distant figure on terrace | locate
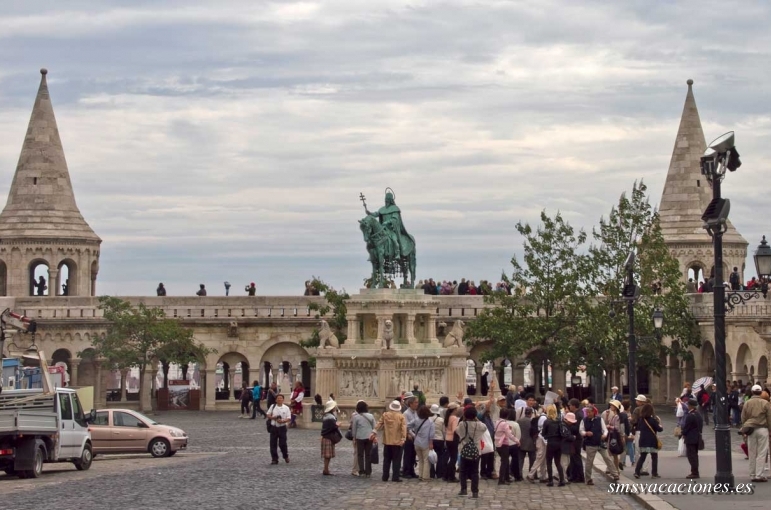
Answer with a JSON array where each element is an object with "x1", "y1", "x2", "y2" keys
[
  {"x1": 246, "y1": 282, "x2": 256, "y2": 296},
  {"x1": 196, "y1": 284, "x2": 207, "y2": 296},
  {"x1": 156, "y1": 283, "x2": 166, "y2": 296},
  {"x1": 33, "y1": 275, "x2": 47, "y2": 296},
  {"x1": 62, "y1": 280, "x2": 69, "y2": 296}
]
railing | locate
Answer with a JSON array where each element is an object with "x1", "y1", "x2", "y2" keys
[{"x1": 10, "y1": 295, "x2": 491, "y2": 322}]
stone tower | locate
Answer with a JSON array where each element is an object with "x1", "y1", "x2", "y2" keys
[
  {"x1": 658, "y1": 79, "x2": 747, "y2": 285},
  {"x1": 0, "y1": 69, "x2": 101, "y2": 297}
]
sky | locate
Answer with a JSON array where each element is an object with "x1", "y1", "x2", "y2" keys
[{"x1": 0, "y1": 1, "x2": 770, "y2": 297}]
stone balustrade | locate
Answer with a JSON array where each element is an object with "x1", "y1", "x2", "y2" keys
[
  {"x1": 687, "y1": 291, "x2": 771, "y2": 319},
  {"x1": 5, "y1": 294, "x2": 491, "y2": 323}
]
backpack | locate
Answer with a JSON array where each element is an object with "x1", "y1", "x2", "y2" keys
[
  {"x1": 460, "y1": 422, "x2": 480, "y2": 460},
  {"x1": 729, "y1": 271, "x2": 740, "y2": 285},
  {"x1": 559, "y1": 420, "x2": 574, "y2": 441}
]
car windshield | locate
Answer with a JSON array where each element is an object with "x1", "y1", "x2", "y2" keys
[{"x1": 131, "y1": 411, "x2": 159, "y2": 425}]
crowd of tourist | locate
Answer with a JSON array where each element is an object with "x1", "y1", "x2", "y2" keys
[
  {"x1": 417, "y1": 278, "x2": 512, "y2": 296},
  {"x1": 238, "y1": 377, "x2": 771, "y2": 493},
  {"x1": 687, "y1": 266, "x2": 769, "y2": 294}
]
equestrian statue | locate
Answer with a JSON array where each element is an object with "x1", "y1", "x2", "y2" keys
[{"x1": 359, "y1": 188, "x2": 416, "y2": 288}]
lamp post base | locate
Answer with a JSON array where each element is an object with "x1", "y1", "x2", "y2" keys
[{"x1": 714, "y1": 424, "x2": 735, "y2": 489}]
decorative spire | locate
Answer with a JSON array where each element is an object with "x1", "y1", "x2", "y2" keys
[
  {"x1": 658, "y1": 80, "x2": 746, "y2": 245},
  {"x1": 0, "y1": 69, "x2": 100, "y2": 241}
]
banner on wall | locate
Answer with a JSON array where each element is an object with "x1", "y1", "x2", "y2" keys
[{"x1": 168, "y1": 379, "x2": 191, "y2": 409}]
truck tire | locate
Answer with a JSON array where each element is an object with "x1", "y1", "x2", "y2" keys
[
  {"x1": 74, "y1": 443, "x2": 93, "y2": 471},
  {"x1": 149, "y1": 438, "x2": 170, "y2": 458},
  {"x1": 23, "y1": 445, "x2": 44, "y2": 479}
]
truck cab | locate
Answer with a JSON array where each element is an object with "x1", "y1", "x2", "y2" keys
[{"x1": 0, "y1": 387, "x2": 93, "y2": 478}]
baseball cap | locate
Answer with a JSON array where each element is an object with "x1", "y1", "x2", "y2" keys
[{"x1": 752, "y1": 384, "x2": 763, "y2": 392}]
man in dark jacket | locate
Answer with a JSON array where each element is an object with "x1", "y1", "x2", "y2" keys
[
  {"x1": 517, "y1": 407, "x2": 536, "y2": 476},
  {"x1": 681, "y1": 399, "x2": 703, "y2": 478}
]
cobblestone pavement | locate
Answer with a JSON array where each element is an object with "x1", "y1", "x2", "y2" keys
[{"x1": 0, "y1": 411, "x2": 645, "y2": 510}]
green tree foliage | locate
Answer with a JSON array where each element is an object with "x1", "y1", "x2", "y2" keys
[
  {"x1": 299, "y1": 277, "x2": 350, "y2": 348},
  {"x1": 81, "y1": 296, "x2": 214, "y2": 410},
  {"x1": 467, "y1": 211, "x2": 591, "y2": 369},
  {"x1": 467, "y1": 181, "x2": 700, "y2": 379},
  {"x1": 584, "y1": 181, "x2": 700, "y2": 376}
]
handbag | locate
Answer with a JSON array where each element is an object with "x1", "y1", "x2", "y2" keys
[
  {"x1": 370, "y1": 443, "x2": 379, "y2": 465},
  {"x1": 673, "y1": 425, "x2": 682, "y2": 438},
  {"x1": 480, "y1": 429, "x2": 494, "y2": 455},
  {"x1": 460, "y1": 423, "x2": 480, "y2": 460},
  {"x1": 697, "y1": 436, "x2": 705, "y2": 451},
  {"x1": 608, "y1": 429, "x2": 625, "y2": 455},
  {"x1": 644, "y1": 418, "x2": 662, "y2": 450},
  {"x1": 326, "y1": 428, "x2": 343, "y2": 444},
  {"x1": 428, "y1": 449, "x2": 438, "y2": 465}
]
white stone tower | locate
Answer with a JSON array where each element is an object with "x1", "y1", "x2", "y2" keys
[
  {"x1": 658, "y1": 79, "x2": 747, "y2": 284},
  {"x1": 0, "y1": 69, "x2": 101, "y2": 297}
]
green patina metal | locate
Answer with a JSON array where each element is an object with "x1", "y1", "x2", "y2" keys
[{"x1": 359, "y1": 188, "x2": 416, "y2": 289}]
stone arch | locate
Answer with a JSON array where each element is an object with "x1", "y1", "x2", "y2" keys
[
  {"x1": 57, "y1": 258, "x2": 78, "y2": 296},
  {"x1": 0, "y1": 259, "x2": 7, "y2": 296},
  {"x1": 258, "y1": 341, "x2": 310, "y2": 394},
  {"x1": 686, "y1": 260, "x2": 707, "y2": 285},
  {"x1": 28, "y1": 258, "x2": 51, "y2": 296},
  {"x1": 758, "y1": 356, "x2": 768, "y2": 385},
  {"x1": 735, "y1": 343, "x2": 752, "y2": 380},
  {"x1": 76, "y1": 348, "x2": 97, "y2": 388},
  {"x1": 700, "y1": 341, "x2": 715, "y2": 374},
  {"x1": 215, "y1": 352, "x2": 249, "y2": 400}
]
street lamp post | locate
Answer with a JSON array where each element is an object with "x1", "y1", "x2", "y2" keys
[{"x1": 699, "y1": 131, "x2": 742, "y2": 488}]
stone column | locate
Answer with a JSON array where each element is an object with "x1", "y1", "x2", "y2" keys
[
  {"x1": 119, "y1": 368, "x2": 128, "y2": 402},
  {"x1": 513, "y1": 364, "x2": 525, "y2": 388},
  {"x1": 315, "y1": 357, "x2": 338, "y2": 402},
  {"x1": 140, "y1": 367, "x2": 153, "y2": 411},
  {"x1": 94, "y1": 361, "x2": 104, "y2": 408},
  {"x1": 204, "y1": 369, "x2": 217, "y2": 411},
  {"x1": 346, "y1": 317, "x2": 359, "y2": 344},
  {"x1": 406, "y1": 314, "x2": 416, "y2": 345},
  {"x1": 427, "y1": 317, "x2": 438, "y2": 344},
  {"x1": 70, "y1": 358, "x2": 80, "y2": 387},
  {"x1": 228, "y1": 371, "x2": 235, "y2": 401},
  {"x1": 49, "y1": 268, "x2": 59, "y2": 296},
  {"x1": 666, "y1": 365, "x2": 680, "y2": 402},
  {"x1": 551, "y1": 368, "x2": 566, "y2": 393},
  {"x1": 649, "y1": 372, "x2": 663, "y2": 404},
  {"x1": 378, "y1": 359, "x2": 396, "y2": 402},
  {"x1": 447, "y1": 357, "x2": 467, "y2": 398}
]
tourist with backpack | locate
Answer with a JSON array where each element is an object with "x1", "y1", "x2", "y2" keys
[
  {"x1": 730, "y1": 267, "x2": 741, "y2": 290},
  {"x1": 541, "y1": 404, "x2": 566, "y2": 486},
  {"x1": 457, "y1": 406, "x2": 488, "y2": 498}
]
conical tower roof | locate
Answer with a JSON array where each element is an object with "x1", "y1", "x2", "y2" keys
[
  {"x1": 0, "y1": 69, "x2": 100, "y2": 242},
  {"x1": 658, "y1": 79, "x2": 746, "y2": 246}
]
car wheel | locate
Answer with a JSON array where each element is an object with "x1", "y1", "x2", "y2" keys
[
  {"x1": 74, "y1": 443, "x2": 93, "y2": 471},
  {"x1": 149, "y1": 438, "x2": 170, "y2": 458},
  {"x1": 24, "y1": 445, "x2": 44, "y2": 479}
]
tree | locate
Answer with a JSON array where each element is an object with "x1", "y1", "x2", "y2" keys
[
  {"x1": 299, "y1": 277, "x2": 350, "y2": 348},
  {"x1": 467, "y1": 211, "x2": 592, "y2": 371},
  {"x1": 82, "y1": 296, "x2": 214, "y2": 411},
  {"x1": 581, "y1": 180, "x2": 700, "y2": 378}
]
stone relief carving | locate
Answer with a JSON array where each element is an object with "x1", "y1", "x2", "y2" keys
[
  {"x1": 318, "y1": 319, "x2": 340, "y2": 349},
  {"x1": 338, "y1": 370, "x2": 378, "y2": 398},
  {"x1": 393, "y1": 369, "x2": 444, "y2": 395},
  {"x1": 442, "y1": 320, "x2": 465, "y2": 347},
  {"x1": 227, "y1": 321, "x2": 238, "y2": 338}
]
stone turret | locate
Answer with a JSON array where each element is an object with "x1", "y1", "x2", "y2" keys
[
  {"x1": 0, "y1": 69, "x2": 101, "y2": 297},
  {"x1": 658, "y1": 79, "x2": 747, "y2": 285}
]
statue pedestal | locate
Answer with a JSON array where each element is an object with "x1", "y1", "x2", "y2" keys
[{"x1": 313, "y1": 288, "x2": 469, "y2": 415}]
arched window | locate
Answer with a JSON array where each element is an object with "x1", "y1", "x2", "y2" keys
[{"x1": 29, "y1": 260, "x2": 50, "y2": 296}]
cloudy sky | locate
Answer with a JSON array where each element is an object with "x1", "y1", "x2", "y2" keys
[{"x1": 0, "y1": 1, "x2": 770, "y2": 296}]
